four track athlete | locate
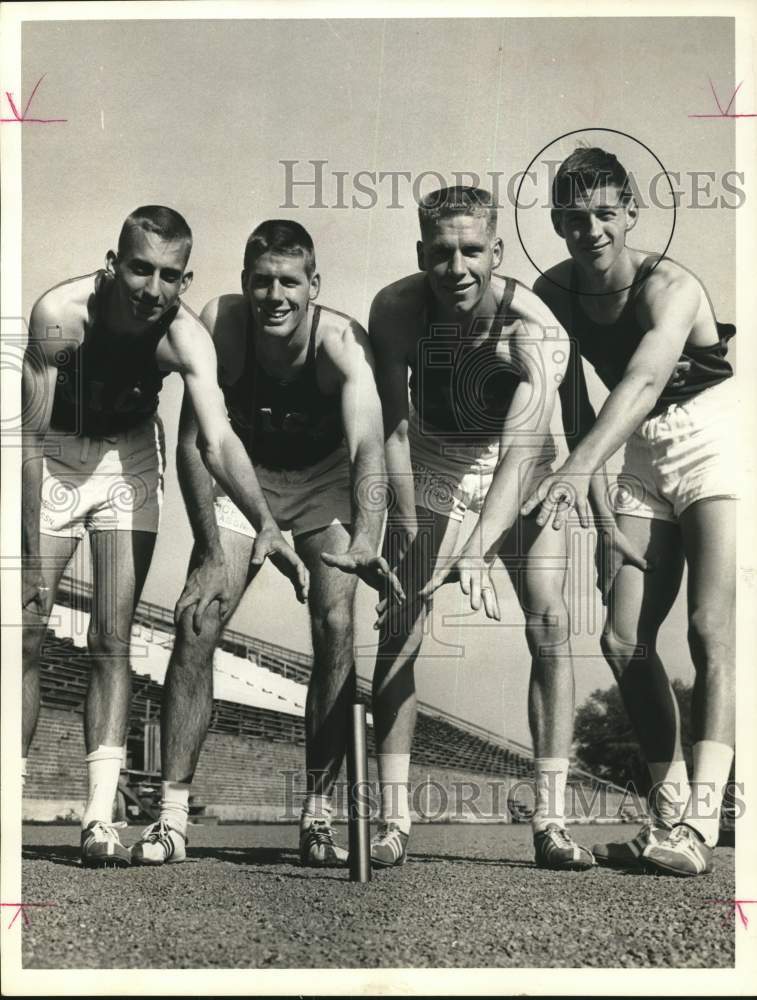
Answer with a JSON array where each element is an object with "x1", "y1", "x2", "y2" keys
[
  {"x1": 130, "y1": 220, "x2": 401, "y2": 868},
  {"x1": 22, "y1": 207, "x2": 307, "y2": 868},
  {"x1": 367, "y1": 187, "x2": 595, "y2": 871},
  {"x1": 526, "y1": 147, "x2": 736, "y2": 876}
]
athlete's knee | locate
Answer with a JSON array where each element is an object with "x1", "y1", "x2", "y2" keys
[
  {"x1": 524, "y1": 600, "x2": 569, "y2": 656},
  {"x1": 86, "y1": 627, "x2": 130, "y2": 664},
  {"x1": 310, "y1": 600, "x2": 354, "y2": 642},
  {"x1": 174, "y1": 604, "x2": 223, "y2": 657},
  {"x1": 688, "y1": 606, "x2": 733, "y2": 667}
]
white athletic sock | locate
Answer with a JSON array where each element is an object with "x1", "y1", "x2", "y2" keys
[
  {"x1": 81, "y1": 746, "x2": 124, "y2": 829},
  {"x1": 648, "y1": 760, "x2": 690, "y2": 827},
  {"x1": 377, "y1": 753, "x2": 411, "y2": 833},
  {"x1": 300, "y1": 793, "x2": 333, "y2": 829},
  {"x1": 682, "y1": 740, "x2": 735, "y2": 848},
  {"x1": 160, "y1": 781, "x2": 191, "y2": 837},
  {"x1": 21, "y1": 757, "x2": 27, "y2": 787},
  {"x1": 531, "y1": 757, "x2": 569, "y2": 834}
]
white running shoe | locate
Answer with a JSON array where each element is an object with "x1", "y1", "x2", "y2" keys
[{"x1": 130, "y1": 819, "x2": 187, "y2": 866}]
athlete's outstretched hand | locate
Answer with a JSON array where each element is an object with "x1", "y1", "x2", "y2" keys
[
  {"x1": 321, "y1": 545, "x2": 405, "y2": 601},
  {"x1": 595, "y1": 528, "x2": 652, "y2": 605},
  {"x1": 521, "y1": 464, "x2": 591, "y2": 530},
  {"x1": 419, "y1": 549, "x2": 501, "y2": 621},
  {"x1": 250, "y1": 525, "x2": 309, "y2": 604},
  {"x1": 175, "y1": 551, "x2": 230, "y2": 634}
]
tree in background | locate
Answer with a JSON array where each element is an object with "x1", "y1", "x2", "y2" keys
[{"x1": 573, "y1": 679, "x2": 693, "y2": 792}]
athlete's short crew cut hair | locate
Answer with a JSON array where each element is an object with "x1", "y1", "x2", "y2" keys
[
  {"x1": 417, "y1": 186, "x2": 497, "y2": 237},
  {"x1": 243, "y1": 220, "x2": 317, "y2": 277},
  {"x1": 117, "y1": 206, "x2": 193, "y2": 262},
  {"x1": 551, "y1": 147, "x2": 632, "y2": 212}
]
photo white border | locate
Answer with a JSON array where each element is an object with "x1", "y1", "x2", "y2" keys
[{"x1": 1, "y1": 0, "x2": 756, "y2": 995}]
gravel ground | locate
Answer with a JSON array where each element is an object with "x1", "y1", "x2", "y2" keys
[{"x1": 20, "y1": 823, "x2": 734, "y2": 969}]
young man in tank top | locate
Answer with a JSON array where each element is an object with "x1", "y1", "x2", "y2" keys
[
  {"x1": 131, "y1": 220, "x2": 401, "y2": 868},
  {"x1": 368, "y1": 186, "x2": 595, "y2": 871},
  {"x1": 22, "y1": 206, "x2": 308, "y2": 868},
  {"x1": 524, "y1": 147, "x2": 737, "y2": 876}
]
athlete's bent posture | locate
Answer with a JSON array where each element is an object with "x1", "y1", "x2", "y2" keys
[
  {"x1": 131, "y1": 220, "x2": 400, "y2": 867},
  {"x1": 527, "y1": 147, "x2": 736, "y2": 876},
  {"x1": 22, "y1": 207, "x2": 307, "y2": 868},
  {"x1": 369, "y1": 187, "x2": 594, "y2": 871}
]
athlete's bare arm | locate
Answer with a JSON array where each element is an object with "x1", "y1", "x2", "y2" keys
[
  {"x1": 21, "y1": 286, "x2": 86, "y2": 612},
  {"x1": 160, "y1": 303, "x2": 309, "y2": 607},
  {"x1": 523, "y1": 260, "x2": 701, "y2": 530},
  {"x1": 318, "y1": 315, "x2": 404, "y2": 599},
  {"x1": 368, "y1": 277, "x2": 422, "y2": 565},
  {"x1": 421, "y1": 283, "x2": 569, "y2": 618},
  {"x1": 533, "y1": 270, "x2": 649, "y2": 599}
]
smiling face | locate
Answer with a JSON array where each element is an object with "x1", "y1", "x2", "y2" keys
[
  {"x1": 243, "y1": 250, "x2": 319, "y2": 339},
  {"x1": 107, "y1": 229, "x2": 192, "y2": 327},
  {"x1": 555, "y1": 183, "x2": 637, "y2": 276},
  {"x1": 417, "y1": 213, "x2": 503, "y2": 315}
]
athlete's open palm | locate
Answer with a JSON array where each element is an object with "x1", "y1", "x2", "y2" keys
[
  {"x1": 595, "y1": 528, "x2": 652, "y2": 605},
  {"x1": 251, "y1": 527, "x2": 309, "y2": 604},
  {"x1": 521, "y1": 467, "x2": 591, "y2": 530},
  {"x1": 321, "y1": 546, "x2": 405, "y2": 601},
  {"x1": 420, "y1": 549, "x2": 501, "y2": 621}
]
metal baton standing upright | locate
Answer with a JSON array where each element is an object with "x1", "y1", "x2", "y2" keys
[{"x1": 347, "y1": 702, "x2": 371, "y2": 882}]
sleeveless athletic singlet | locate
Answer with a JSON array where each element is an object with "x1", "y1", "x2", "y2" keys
[
  {"x1": 50, "y1": 270, "x2": 174, "y2": 437},
  {"x1": 408, "y1": 276, "x2": 525, "y2": 437},
  {"x1": 568, "y1": 259, "x2": 734, "y2": 418},
  {"x1": 222, "y1": 304, "x2": 343, "y2": 471}
]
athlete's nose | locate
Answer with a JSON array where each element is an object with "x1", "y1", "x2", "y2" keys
[
  {"x1": 449, "y1": 249, "x2": 467, "y2": 277},
  {"x1": 587, "y1": 214, "x2": 604, "y2": 241},
  {"x1": 267, "y1": 278, "x2": 284, "y2": 302},
  {"x1": 145, "y1": 270, "x2": 161, "y2": 299}
]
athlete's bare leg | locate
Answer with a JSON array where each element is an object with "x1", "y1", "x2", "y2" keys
[
  {"x1": 161, "y1": 528, "x2": 254, "y2": 783},
  {"x1": 293, "y1": 523, "x2": 360, "y2": 799},
  {"x1": 85, "y1": 529, "x2": 156, "y2": 752},
  {"x1": 371, "y1": 507, "x2": 462, "y2": 760},
  {"x1": 600, "y1": 515, "x2": 686, "y2": 766},
  {"x1": 658, "y1": 497, "x2": 734, "y2": 850},
  {"x1": 500, "y1": 516, "x2": 573, "y2": 760},
  {"x1": 679, "y1": 498, "x2": 735, "y2": 745},
  {"x1": 22, "y1": 533, "x2": 81, "y2": 755}
]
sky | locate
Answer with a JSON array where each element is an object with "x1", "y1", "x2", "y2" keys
[{"x1": 19, "y1": 15, "x2": 737, "y2": 745}]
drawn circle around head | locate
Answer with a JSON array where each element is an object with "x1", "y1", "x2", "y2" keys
[{"x1": 514, "y1": 127, "x2": 676, "y2": 297}]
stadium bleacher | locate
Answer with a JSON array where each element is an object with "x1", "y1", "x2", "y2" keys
[{"x1": 26, "y1": 577, "x2": 630, "y2": 823}]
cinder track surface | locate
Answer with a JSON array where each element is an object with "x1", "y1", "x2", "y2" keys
[{"x1": 20, "y1": 823, "x2": 734, "y2": 969}]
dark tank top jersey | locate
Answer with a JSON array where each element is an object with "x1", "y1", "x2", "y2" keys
[
  {"x1": 50, "y1": 270, "x2": 174, "y2": 437},
  {"x1": 568, "y1": 259, "x2": 734, "y2": 418},
  {"x1": 222, "y1": 305, "x2": 343, "y2": 471},
  {"x1": 409, "y1": 276, "x2": 525, "y2": 437}
]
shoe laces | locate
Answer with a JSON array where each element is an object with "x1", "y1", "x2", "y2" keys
[
  {"x1": 89, "y1": 820, "x2": 127, "y2": 842},
  {"x1": 141, "y1": 818, "x2": 175, "y2": 843},
  {"x1": 374, "y1": 822, "x2": 402, "y2": 844},
  {"x1": 306, "y1": 819, "x2": 336, "y2": 845},
  {"x1": 667, "y1": 824, "x2": 696, "y2": 846},
  {"x1": 548, "y1": 825, "x2": 573, "y2": 847}
]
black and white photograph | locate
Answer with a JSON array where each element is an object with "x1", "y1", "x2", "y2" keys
[{"x1": 1, "y1": 1, "x2": 756, "y2": 994}]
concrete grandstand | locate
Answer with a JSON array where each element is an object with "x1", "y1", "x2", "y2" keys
[{"x1": 24, "y1": 577, "x2": 637, "y2": 825}]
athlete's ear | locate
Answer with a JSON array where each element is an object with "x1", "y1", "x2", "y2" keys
[
  {"x1": 180, "y1": 270, "x2": 193, "y2": 295},
  {"x1": 624, "y1": 197, "x2": 639, "y2": 233},
  {"x1": 105, "y1": 250, "x2": 118, "y2": 277},
  {"x1": 551, "y1": 209, "x2": 565, "y2": 238},
  {"x1": 240, "y1": 270, "x2": 247, "y2": 295},
  {"x1": 416, "y1": 240, "x2": 426, "y2": 271},
  {"x1": 309, "y1": 271, "x2": 321, "y2": 301},
  {"x1": 491, "y1": 236, "x2": 504, "y2": 269}
]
